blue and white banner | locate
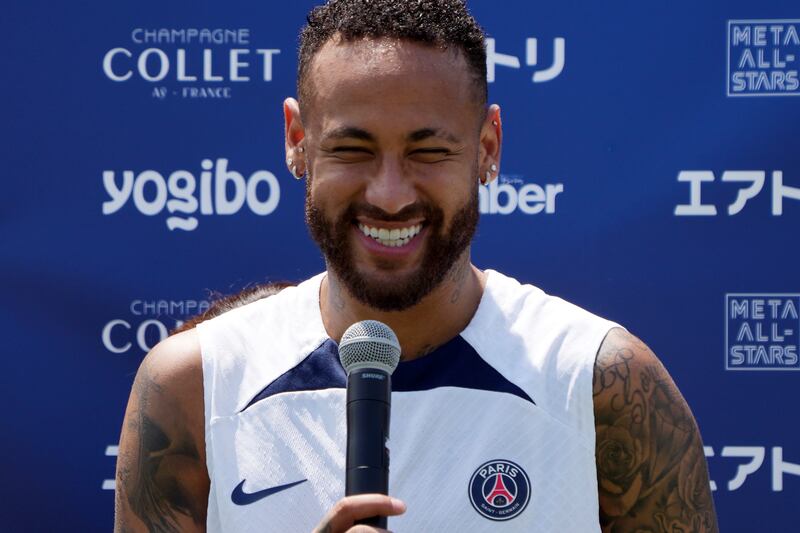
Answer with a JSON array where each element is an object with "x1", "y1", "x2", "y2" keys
[{"x1": 2, "y1": 0, "x2": 798, "y2": 530}]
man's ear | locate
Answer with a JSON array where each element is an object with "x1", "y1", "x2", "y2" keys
[
  {"x1": 284, "y1": 98, "x2": 306, "y2": 178},
  {"x1": 478, "y1": 104, "x2": 502, "y2": 184}
]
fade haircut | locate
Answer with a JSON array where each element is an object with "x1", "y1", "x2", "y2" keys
[{"x1": 297, "y1": 0, "x2": 487, "y2": 113}]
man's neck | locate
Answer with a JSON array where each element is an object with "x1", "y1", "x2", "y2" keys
[{"x1": 320, "y1": 257, "x2": 487, "y2": 361}]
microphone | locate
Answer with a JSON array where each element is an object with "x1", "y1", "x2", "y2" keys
[{"x1": 338, "y1": 320, "x2": 401, "y2": 528}]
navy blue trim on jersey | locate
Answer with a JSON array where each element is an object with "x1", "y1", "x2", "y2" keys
[
  {"x1": 392, "y1": 335, "x2": 535, "y2": 405},
  {"x1": 241, "y1": 339, "x2": 346, "y2": 412},
  {"x1": 242, "y1": 335, "x2": 534, "y2": 412}
]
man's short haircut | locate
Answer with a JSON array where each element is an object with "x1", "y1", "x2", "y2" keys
[{"x1": 297, "y1": 0, "x2": 487, "y2": 112}]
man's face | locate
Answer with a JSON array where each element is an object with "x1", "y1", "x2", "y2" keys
[{"x1": 300, "y1": 38, "x2": 486, "y2": 311}]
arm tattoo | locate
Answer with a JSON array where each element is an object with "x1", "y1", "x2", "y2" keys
[
  {"x1": 118, "y1": 364, "x2": 205, "y2": 532},
  {"x1": 593, "y1": 332, "x2": 719, "y2": 533}
]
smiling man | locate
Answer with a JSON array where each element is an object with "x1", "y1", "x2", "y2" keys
[{"x1": 114, "y1": 1, "x2": 718, "y2": 532}]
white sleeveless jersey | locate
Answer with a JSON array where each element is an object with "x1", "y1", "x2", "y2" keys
[{"x1": 197, "y1": 270, "x2": 618, "y2": 532}]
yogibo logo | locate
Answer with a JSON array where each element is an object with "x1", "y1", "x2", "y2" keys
[{"x1": 102, "y1": 158, "x2": 281, "y2": 230}]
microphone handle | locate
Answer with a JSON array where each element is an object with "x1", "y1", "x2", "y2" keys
[{"x1": 345, "y1": 368, "x2": 391, "y2": 528}]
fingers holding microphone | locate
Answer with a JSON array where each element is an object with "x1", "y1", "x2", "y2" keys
[{"x1": 313, "y1": 494, "x2": 406, "y2": 533}]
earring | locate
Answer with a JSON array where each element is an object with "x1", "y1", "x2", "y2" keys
[
  {"x1": 287, "y1": 158, "x2": 293, "y2": 166},
  {"x1": 298, "y1": 146, "x2": 305, "y2": 153},
  {"x1": 293, "y1": 166, "x2": 304, "y2": 180},
  {"x1": 492, "y1": 120, "x2": 498, "y2": 127},
  {"x1": 490, "y1": 163, "x2": 497, "y2": 173}
]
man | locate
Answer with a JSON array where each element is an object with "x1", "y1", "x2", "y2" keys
[{"x1": 115, "y1": 0, "x2": 719, "y2": 531}]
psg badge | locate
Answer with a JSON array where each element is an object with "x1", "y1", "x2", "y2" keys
[{"x1": 468, "y1": 459, "x2": 531, "y2": 521}]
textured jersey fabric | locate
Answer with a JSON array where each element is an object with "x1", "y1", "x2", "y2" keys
[{"x1": 197, "y1": 270, "x2": 618, "y2": 532}]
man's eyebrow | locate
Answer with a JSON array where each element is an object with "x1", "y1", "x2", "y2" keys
[
  {"x1": 323, "y1": 126, "x2": 374, "y2": 142},
  {"x1": 321, "y1": 126, "x2": 461, "y2": 144},
  {"x1": 407, "y1": 128, "x2": 461, "y2": 144}
]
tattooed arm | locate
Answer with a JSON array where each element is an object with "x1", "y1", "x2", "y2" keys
[
  {"x1": 115, "y1": 329, "x2": 210, "y2": 532},
  {"x1": 593, "y1": 328, "x2": 718, "y2": 533}
]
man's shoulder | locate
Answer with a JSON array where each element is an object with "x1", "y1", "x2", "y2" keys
[
  {"x1": 131, "y1": 329, "x2": 205, "y2": 454},
  {"x1": 142, "y1": 328, "x2": 201, "y2": 376},
  {"x1": 141, "y1": 328, "x2": 204, "y2": 409},
  {"x1": 484, "y1": 269, "x2": 612, "y2": 321},
  {"x1": 463, "y1": 270, "x2": 619, "y2": 431},
  {"x1": 194, "y1": 274, "x2": 324, "y2": 367},
  {"x1": 197, "y1": 272, "x2": 324, "y2": 332},
  {"x1": 197, "y1": 274, "x2": 330, "y2": 417},
  {"x1": 477, "y1": 269, "x2": 618, "y2": 349},
  {"x1": 592, "y1": 328, "x2": 677, "y2": 406},
  {"x1": 594, "y1": 327, "x2": 660, "y2": 373}
]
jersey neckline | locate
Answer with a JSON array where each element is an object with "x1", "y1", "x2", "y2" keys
[{"x1": 307, "y1": 268, "x2": 500, "y2": 365}]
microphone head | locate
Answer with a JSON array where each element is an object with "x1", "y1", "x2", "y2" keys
[{"x1": 338, "y1": 320, "x2": 401, "y2": 375}]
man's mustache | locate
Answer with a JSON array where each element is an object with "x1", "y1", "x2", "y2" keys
[{"x1": 345, "y1": 202, "x2": 438, "y2": 223}]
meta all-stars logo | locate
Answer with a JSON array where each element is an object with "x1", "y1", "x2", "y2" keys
[
  {"x1": 727, "y1": 20, "x2": 800, "y2": 96},
  {"x1": 102, "y1": 28, "x2": 280, "y2": 99},
  {"x1": 726, "y1": 294, "x2": 800, "y2": 370},
  {"x1": 469, "y1": 459, "x2": 531, "y2": 521}
]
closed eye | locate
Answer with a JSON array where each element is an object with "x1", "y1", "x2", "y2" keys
[
  {"x1": 412, "y1": 148, "x2": 450, "y2": 154},
  {"x1": 410, "y1": 148, "x2": 456, "y2": 163},
  {"x1": 331, "y1": 146, "x2": 372, "y2": 153},
  {"x1": 324, "y1": 146, "x2": 374, "y2": 162}
]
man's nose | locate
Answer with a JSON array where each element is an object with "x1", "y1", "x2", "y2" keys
[{"x1": 363, "y1": 157, "x2": 417, "y2": 215}]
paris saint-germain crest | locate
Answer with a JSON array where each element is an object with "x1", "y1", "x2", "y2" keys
[{"x1": 468, "y1": 459, "x2": 531, "y2": 521}]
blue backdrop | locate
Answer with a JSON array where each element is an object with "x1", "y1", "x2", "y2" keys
[{"x1": 2, "y1": 0, "x2": 798, "y2": 530}]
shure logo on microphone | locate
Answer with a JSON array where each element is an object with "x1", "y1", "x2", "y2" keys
[
  {"x1": 361, "y1": 373, "x2": 386, "y2": 380},
  {"x1": 479, "y1": 176, "x2": 563, "y2": 215},
  {"x1": 102, "y1": 158, "x2": 281, "y2": 230}
]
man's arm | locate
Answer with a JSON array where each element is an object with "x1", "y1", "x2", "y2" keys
[
  {"x1": 593, "y1": 328, "x2": 719, "y2": 533},
  {"x1": 115, "y1": 329, "x2": 210, "y2": 532}
]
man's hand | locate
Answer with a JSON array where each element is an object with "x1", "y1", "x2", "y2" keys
[
  {"x1": 593, "y1": 328, "x2": 719, "y2": 533},
  {"x1": 313, "y1": 494, "x2": 406, "y2": 533}
]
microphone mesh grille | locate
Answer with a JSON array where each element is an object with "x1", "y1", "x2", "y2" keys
[{"x1": 338, "y1": 320, "x2": 401, "y2": 375}]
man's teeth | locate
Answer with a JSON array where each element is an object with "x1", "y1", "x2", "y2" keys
[{"x1": 357, "y1": 223, "x2": 423, "y2": 247}]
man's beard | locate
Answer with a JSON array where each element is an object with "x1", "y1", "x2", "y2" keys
[{"x1": 305, "y1": 179, "x2": 479, "y2": 312}]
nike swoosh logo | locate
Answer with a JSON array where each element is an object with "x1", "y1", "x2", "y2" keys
[{"x1": 231, "y1": 478, "x2": 308, "y2": 506}]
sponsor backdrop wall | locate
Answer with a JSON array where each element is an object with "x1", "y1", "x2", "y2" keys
[{"x1": 2, "y1": 0, "x2": 798, "y2": 530}]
